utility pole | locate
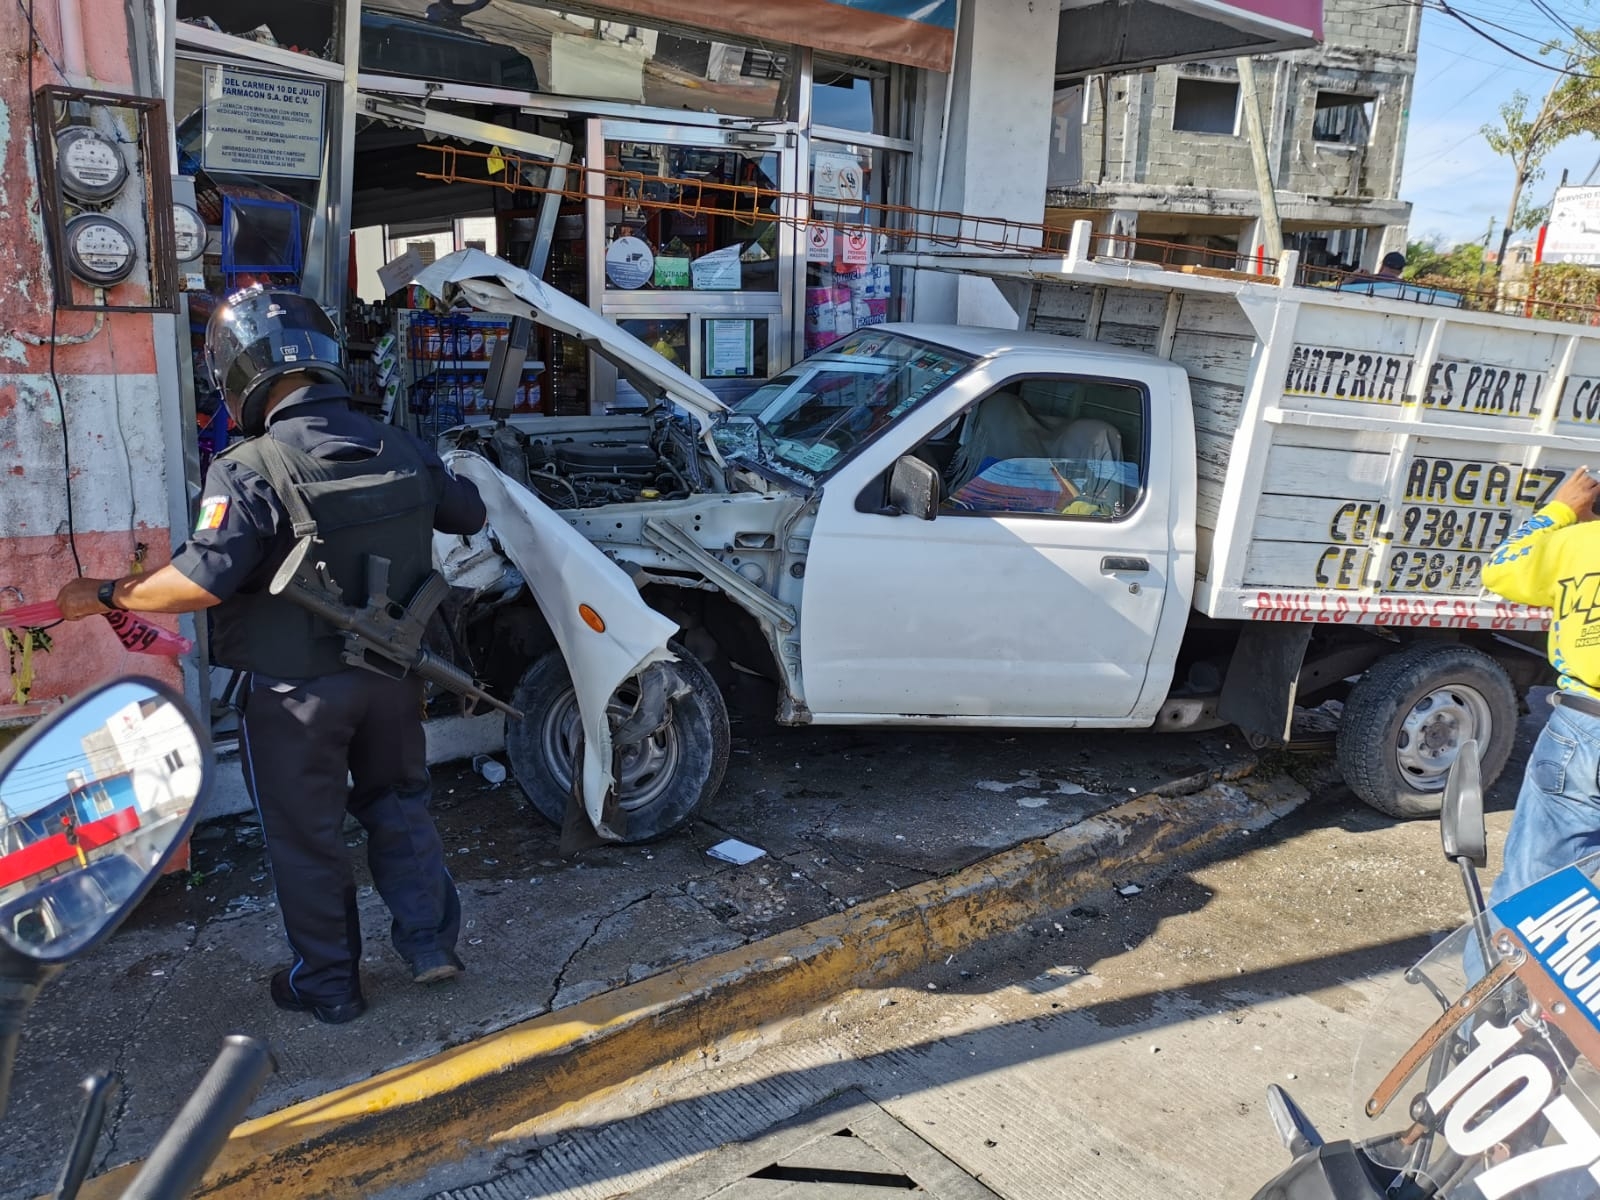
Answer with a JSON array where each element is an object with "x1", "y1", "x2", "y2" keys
[
  {"x1": 1478, "y1": 215, "x2": 1496, "y2": 286},
  {"x1": 1237, "y1": 56, "x2": 1283, "y2": 262}
]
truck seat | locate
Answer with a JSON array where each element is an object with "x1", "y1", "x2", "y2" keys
[
  {"x1": 1050, "y1": 417, "x2": 1126, "y2": 511},
  {"x1": 945, "y1": 389, "x2": 1052, "y2": 490}
]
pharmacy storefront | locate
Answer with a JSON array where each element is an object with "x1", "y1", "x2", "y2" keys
[
  {"x1": 165, "y1": 0, "x2": 950, "y2": 447},
  {"x1": 162, "y1": 0, "x2": 1322, "y2": 442}
]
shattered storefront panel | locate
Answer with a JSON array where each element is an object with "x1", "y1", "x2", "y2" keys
[{"x1": 1058, "y1": 0, "x2": 1321, "y2": 77}]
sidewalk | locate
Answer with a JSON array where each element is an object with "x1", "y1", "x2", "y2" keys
[{"x1": 3, "y1": 695, "x2": 1268, "y2": 1200}]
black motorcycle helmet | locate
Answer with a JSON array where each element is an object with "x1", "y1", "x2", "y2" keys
[{"x1": 204, "y1": 287, "x2": 349, "y2": 436}]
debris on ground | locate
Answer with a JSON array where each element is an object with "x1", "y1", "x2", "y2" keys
[{"x1": 707, "y1": 838, "x2": 766, "y2": 865}]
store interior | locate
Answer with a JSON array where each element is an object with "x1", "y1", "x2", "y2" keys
[{"x1": 173, "y1": 1, "x2": 904, "y2": 474}]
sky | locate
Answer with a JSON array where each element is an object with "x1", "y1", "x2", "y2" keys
[
  {"x1": 0, "y1": 685, "x2": 149, "y2": 819},
  {"x1": 1402, "y1": 0, "x2": 1600, "y2": 247}
]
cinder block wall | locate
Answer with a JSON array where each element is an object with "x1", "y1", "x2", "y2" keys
[{"x1": 1068, "y1": 0, "x2": 1416, "y2": 204}]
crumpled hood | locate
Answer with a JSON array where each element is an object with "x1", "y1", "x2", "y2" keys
[
  {"x1": 413, "y1": 249, "x2": 727, "y2": 432},
  {"x1": 441, "y1": 452, "x2": 680, "y2": 840}
]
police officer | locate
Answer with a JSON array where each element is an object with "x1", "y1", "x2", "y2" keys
[{"x1": 57, "y1": 288, "x2": 487, "y2": 1024}]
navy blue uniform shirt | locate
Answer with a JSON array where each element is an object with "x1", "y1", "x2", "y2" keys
[{"x1": 171, "y1": 383, "x2": 486, "y2": 600}]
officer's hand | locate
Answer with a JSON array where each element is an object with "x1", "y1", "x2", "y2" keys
[
  {"x1": 56, "y1": 578, "x2": 108, "y2": 620},
  {"x1": 1554, "y1": 466, "x2": 1600, "y2": 522}
]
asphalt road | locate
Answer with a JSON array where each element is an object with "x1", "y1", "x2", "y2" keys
[{"x1": 393, "y1": 702, "x2": 1540, "y2": 1200}]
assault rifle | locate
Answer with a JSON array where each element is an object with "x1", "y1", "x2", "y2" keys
[{"x1": 269, "y1": 535, "x2": 521, "y2": 720}]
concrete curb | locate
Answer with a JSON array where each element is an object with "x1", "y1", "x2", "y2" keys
[{"x1": 79, "y1": 764, "x2": 1306, "y2": 1200}]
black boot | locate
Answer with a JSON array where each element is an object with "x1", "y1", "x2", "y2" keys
[{"x1": 270, "y1": 968, "x2": 366, "y2": 1024}]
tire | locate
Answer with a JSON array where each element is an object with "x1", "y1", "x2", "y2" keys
[
  {"x1": 505, "y1": 645, "x2": 729, "y2": 842},
  {"x1": 1336, "y1": 643, "x2": 1518, "y2": 819}
]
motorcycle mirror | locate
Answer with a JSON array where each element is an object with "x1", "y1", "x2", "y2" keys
[
  {"x1": 0, "y1": 677, "x2": 209, "y2": 1116},
  {"x1": 1440, "y1": 738, "x2": 1487, "y2": 868},
  {"x1": 1265, "y1": 1083, "x2": 1322, "y2": 1157},
  {"x1": 0, "y1": 677, "x2": 208, "y2": 964}
]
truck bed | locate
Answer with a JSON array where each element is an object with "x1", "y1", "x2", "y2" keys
[{"x1": 894, "y1": 237, "x2": 1600, "y2": 633}]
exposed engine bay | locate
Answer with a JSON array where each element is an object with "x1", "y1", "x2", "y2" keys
[{"x1": 440, "y1": 411, "x2": 725, "y2": 510}]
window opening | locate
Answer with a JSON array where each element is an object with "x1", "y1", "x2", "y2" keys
[
  {"x1": 926, "y1": 377, "x2": 1148, "y2": 520},
  {"x1": 1312, "y1": 92, "x2": 1374, "y2": 145},
  {"x1": 1172, "y1": 78, "x2": 1239, "y2": 135}
]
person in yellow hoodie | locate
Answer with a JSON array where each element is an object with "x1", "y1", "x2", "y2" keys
[{"x1": 1481, "y1": 465, "x2": 1600, "y2": 905}]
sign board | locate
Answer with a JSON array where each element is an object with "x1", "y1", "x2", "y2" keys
[
  {"x1": 705, "y1": 320, "x2": 755, "y2": 378},
  {"x1": 1540, "y1": 185, "x2": 1600, "y2": 266},
  {"x1": 605, "y1": 236, "x2": 655, "y2": 289},
  {"x1": 378, "y1": 247, "x2": 425, "y2": 299},
  {"x1": 690, "y1": 245, "x2": 742, "y2": 291},
  {"x1": 201, "y1": 66, "x2": 326, "y2": 180},
  {"x1": 813, "y1": 151, "x2": 864, "y2": 216},
  {"x1": 1048, "y1": 86, "x2": 1085, "y2": 188},
  {"x1": 586, "y1": 0, "x2": 956, "y2": 71},
  {"x1": 805, "y1": 224, "x2": 835, "y2": 263}
]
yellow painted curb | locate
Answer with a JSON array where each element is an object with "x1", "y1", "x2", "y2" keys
[{"x1": 79, "y1": 768, "x2": 1303, "y2": 1200}]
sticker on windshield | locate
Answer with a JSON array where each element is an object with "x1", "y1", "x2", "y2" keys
[
  {"x1": 1494, "y1": 865, "x2": 1600, "y2": 1032},
  {"x1": 785, "y1": 443, "x2": 839, "y2": 473}
]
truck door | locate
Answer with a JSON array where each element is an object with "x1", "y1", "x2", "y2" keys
[{"x1": 799, "y1": 368, "x2": 1176, "y2": 721}]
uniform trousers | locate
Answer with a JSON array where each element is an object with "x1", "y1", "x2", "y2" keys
[{"x1": 240, "y1": 667, "x2": 460, "y2": 1004}]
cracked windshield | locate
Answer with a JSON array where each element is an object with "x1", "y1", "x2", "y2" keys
[{"x1": 713, "y1": 331, "x2": 973, "y2": 479}]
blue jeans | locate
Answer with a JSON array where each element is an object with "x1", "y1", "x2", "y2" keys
[{"x1": 1488, "y1": 703, "x2": 1600, "y2": 909}]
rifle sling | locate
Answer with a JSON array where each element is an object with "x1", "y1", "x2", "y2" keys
[{"x1": 253, "y1": 435, "x2": 321, "y2": 541}]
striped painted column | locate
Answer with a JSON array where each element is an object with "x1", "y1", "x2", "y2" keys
[{"x1": 0, "y1": 1, "x2": 184, "y2": 722}]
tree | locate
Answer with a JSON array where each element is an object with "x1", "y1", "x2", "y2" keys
[
  {"x1": 1403, "y1": 238, "x2": 1488, "y2": 290},
  {"x1": 1481, "y1": 35, "x2": 1600, "y2": 272}
]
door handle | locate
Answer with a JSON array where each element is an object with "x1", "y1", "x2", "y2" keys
[{"x1": 1101, "y1": 556, "x2": 1149, "y2": 574}]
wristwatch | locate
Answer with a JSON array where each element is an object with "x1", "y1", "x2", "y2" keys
[{"x1": 97, "y1": 579, "x2": 123, "y2": 611}]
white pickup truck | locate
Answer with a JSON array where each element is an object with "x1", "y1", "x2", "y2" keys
[{"x1": 415, "y1": 236, "x2": 1593, "y2": 841}]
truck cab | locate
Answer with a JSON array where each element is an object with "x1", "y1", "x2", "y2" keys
[{"x1": 782, "y1": 326, "x2": 1195, "y2": 727}]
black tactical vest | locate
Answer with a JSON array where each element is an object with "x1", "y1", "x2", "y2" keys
[{"x1": 209, "y1": 428, "x2": 436, "y2": 678}]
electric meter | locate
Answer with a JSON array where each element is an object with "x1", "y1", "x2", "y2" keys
[
  {"x1": 55, "y1": 126, "x2": 129, "y2": 204},
  {"x1": 172, "y1": 203, "x2": 208, "y2": 263},
  {"x1": 64, "y1": 213, "x2": 138, "y2": 286}
]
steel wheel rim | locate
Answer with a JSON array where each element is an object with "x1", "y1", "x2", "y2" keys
[
  {"x1": 1394, "y1": 684, "x2": 1491, "y2": 792},
  {"x1": 539, "y1": 685, "x2": 682, "y2": 812}
]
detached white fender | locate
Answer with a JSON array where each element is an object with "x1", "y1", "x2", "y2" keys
[{"x1": 442, "y1": 452, "x2": 680, "y2": 835}]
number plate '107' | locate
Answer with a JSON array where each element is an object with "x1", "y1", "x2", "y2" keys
[{"x1": 1426, "y1": 1020, "x2": 1600, "y2": 1199}]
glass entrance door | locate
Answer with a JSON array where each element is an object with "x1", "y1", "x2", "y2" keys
[{"x1": 586, "y1": 119, "x2": 798, "y2": 410}]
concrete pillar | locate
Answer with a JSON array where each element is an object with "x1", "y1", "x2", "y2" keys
[
  {"x1": 0, "y1": 0, "x2": 182, "y2": 721},
  {"x1": 911, "y1": 0, "x2": 1060, "y2": 329}
]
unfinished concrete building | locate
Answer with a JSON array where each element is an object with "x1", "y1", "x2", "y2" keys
[{"x1": 1046, "y1": 0, "x2": 1419, "y2": 272}]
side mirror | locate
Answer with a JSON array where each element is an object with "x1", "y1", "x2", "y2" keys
[
  {"x1": 1441, "y1": 739, "x2": 1487, "y2": 868},
  {"x1": 886, "y1": 455, "x2": 940, "y2": 521},
  {"x1": 0, "y1": 677, "x2": 208, "y2": 1114}
]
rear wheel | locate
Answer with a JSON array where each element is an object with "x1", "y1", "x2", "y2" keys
[
  {"x1": 1336, "y1": 643, "x2": 1517, "y2": 819},
  {"x1": 505, "y1": 646, "x2": 729, "y2": 842}
]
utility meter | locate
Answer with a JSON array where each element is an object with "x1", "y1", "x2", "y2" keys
[
  {"x1": 64, "y1": 213, "x2": 138, "y2": 286},
  {"x1": 54, "y1": 125, "x2": 129, "y2": 204},
  {"x1": 172, "y1": 203, "x2": 208, "y2": 263}
]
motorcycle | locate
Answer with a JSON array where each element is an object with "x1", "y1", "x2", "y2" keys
[
  {"x1": 1253, "y1": 739, "x2": 1600, "y2": 1199},
  {"x1": 0, "y1": 676, "x2": 271, "y2": 1199}
]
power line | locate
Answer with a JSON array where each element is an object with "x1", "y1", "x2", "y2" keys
[
  {"x1": 1434, "y1": 2, "x2": 1600, "y2": 81},
  {"x1": 1529, "y1": 0, "x2": 1600, "y2": 55},
  {"x1": 11, "y1": 0, "x2": 65, "y2": 79}
]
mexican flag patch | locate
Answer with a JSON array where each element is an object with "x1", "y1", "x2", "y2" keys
[{"x1": 195, "y1": 496, "x2": 230, "y2": 531}]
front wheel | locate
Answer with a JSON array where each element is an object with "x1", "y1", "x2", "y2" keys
[
  {"x1": 505, "y1": 646, "x2": 729, "y2": 842},
  {"x1": 1336, "y1": 643, "x2": 1518, "y2": 819}
]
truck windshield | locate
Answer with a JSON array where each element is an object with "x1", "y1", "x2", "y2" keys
[{"x1": 712, "y1": 331, "x2": 974, "y2": 480}]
